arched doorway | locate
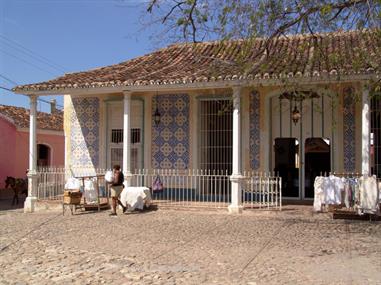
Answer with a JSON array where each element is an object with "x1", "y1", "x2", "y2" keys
[{"x1": 37, "y1": 144, "x2": 51, "y2": 167}]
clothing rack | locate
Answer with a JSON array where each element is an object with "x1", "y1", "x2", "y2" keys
[
  {"x1": 320, "y1": 172, "x2": 362, "y2": 178},
  {"x1": 314, "y1": 172, "x2": 380, "y2": 219}
]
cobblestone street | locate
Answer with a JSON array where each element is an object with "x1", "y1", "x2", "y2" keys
[{"x1": 0, "y1": 203, "x2": 380, "y2": 285}]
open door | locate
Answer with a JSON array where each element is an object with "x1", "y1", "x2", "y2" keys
[
  {"x1": 304, "y1": 138, "x2": 331, "y2": 198},
  {"x1": 274, "y1": 138, "x2": 299, "y2": 198}
]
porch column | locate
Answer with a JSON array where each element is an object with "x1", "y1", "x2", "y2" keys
[
  {"x1": 24, "y1": 95, "x2": 38, "y2": 213},
  {"x1": 228, "y1": 86, "x2": 243, "y2": 214},
  {"x1": 123, "y1": 91, "x2": 133, "y2": 186},
  {"x1": 362, "y1": 87, "x2": 371, "y2": 175}
]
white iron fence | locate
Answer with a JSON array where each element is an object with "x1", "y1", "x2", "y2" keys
[
  {"x1": 36, "y1": 167, "x2": 108, "y2": 200},
  {"x1": 241, "y1": 171, "x2": 282, "y2": 210},
  {"x1": 131, "y1": 169, "x2": 231, "y2": 208},
  {"x1": 35, "y1": 167, "x2": 281, "y2": 210}
]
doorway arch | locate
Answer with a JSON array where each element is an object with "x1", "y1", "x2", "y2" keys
[{"x1": 37, "y1": 144, "x2": 51, "y2": 167}]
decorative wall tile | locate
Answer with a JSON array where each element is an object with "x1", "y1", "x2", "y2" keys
[
  {"x1": 343, "y1": 90, "x2": 356, "y2": 172},
  {"x1": 152, "y1": 94, "x2": 189, "y2": 169},
  {"x1": 70, "y1": 97, "x2": 100, "y2": 168},
  {"x1": 250, "y1": 91, "x2": 261, "y2": 170}
]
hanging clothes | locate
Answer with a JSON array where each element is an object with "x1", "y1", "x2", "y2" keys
[
  {"x1": 324, "y1": 175, "x2": 344, "y2": 205},
  {"x1": 358, "y1": 175, "x2": 379, "y2": 214},
  {"x1": 313, "y1": 176, "x2": 325, "y2": 211}
]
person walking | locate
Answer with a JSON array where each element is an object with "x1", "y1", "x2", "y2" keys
[{"x1": 109, "y1": 165, "x2": 124, "y2": 216}]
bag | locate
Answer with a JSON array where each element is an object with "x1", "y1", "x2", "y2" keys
[
  {"x1": 105, "y1": 171, "x2": 113, "y2": 183},
  {"x1": 65, "y1": 178, "x2": 81, "y2": 190},
  {"x1": 152, "y1": 175, "x2": 163, "y2": 192}
]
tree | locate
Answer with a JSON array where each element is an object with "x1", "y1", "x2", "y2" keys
[
  {"x1": 147, "y1": 0, "x2": 380, "y2": 43},
  {"x1": 147, "y1": 0, "x2": 381, "y2": 93}
]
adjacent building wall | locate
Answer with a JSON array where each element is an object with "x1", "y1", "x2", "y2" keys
[
  {"x1": 15, "y1": 130, "x2": 65, "y2": 177},
  {"x1": 0, "y1": 115, "x2": 64, "y2": 188},
  {"x1": 0, "y1": 117, "x2": 16, "y2": 188}
]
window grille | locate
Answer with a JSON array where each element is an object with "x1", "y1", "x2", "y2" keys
[
  {"x1": 111, "y1": 128, "x2": 141, "y2": 144},
  {"x1": 199, "y1": 99, "x2": 232, "y2": 172},
  {"x1": 131, "y1": 128, "x2": 141, "y2": 144},
  {"x1": 110, "y1": 148, "x2": 123, "y2": 168},
  {"x1": 111, "y1": 129, "x2": 123, "y2": 143}
]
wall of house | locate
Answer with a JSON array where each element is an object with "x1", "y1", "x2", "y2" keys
[
  {"x1": 15, "y1": 130, "x2": 65, "y2": 177},
  {"x1": 63, "y1": 82, "x2": 363, "y2": 177},
  {"x1": 0, "y1": 117, "x2": 17, "y2": 188},
  {"x1": 64, "y1": 96, "x2": 100, "y2": 171},
  {"x1": 151, "y1": 94, "x2": 190, "y2": 169}
]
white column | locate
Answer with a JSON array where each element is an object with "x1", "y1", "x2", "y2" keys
[
  {"x1": 228, "y1": 86, "x2": 243, "y2": 214},
  {"x1": 123, "y1": 91, "x2": 133, "y2": 186},
  {"x1": 24, "y1": 95, "x2": 38, "y2": 213},
  {"x1": 362, "y1": 87, "x2": 370, "y2": 175}
]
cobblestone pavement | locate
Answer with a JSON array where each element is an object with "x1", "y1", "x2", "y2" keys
[{"x1": 0, "y1": 203, "x2": 380, "y2": 285}]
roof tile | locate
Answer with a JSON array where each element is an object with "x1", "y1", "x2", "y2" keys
[
  {"x1": 0, "y1": 105, "x2": 63, "y2": 131},
  {"x1": 14, "y1": 30, "x2": 381, "y2": 92}
]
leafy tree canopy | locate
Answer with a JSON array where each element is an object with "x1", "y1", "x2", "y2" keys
[
  {"x1": 147, "y1": 0, "x2": 380, "y2": 43},
  {"x1": 147, "y1": 0, "x2": 381, "y2": 94}
]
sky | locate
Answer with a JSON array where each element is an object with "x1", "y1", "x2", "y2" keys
[{"x1": 0, "y1": 0, "x2": 166, "y2": 113}]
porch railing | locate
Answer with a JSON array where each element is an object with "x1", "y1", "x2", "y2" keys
[
  {"x1": 241, "y1": 171, "x2": 282, "y2": 210},
  {"x1": 36, "y1": 167, "x2": 108, "y2": 200},
  {"x1": 131, "y1": 169, "x2": 231, "y2": 208},
  {"x1": 35, "y1": 167, "x2": 281, "y2": 210}
]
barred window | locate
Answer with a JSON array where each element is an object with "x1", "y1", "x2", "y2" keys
[
  {"x1": 131, "y1": 128, "x2": 141, "y2": 144},
  {"x1": 111, "y1": 128, "x2": 141, "y2": 144},
  {"x1": 111, "y1": 129, "x2": 123, "y2": 143}
]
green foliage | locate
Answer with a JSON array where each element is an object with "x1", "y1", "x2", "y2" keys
[{"x1": 148, "y1": 0, "x2": 380, "y2": 43}]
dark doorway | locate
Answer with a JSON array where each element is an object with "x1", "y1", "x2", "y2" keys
[
  {"x1": 37, "y1": 144, "x2": 50, "y2": 167},
  {"x1": 304, "y1": 138, "x2": 331, "y2": 198},
  {"x1": 274, "y1": 138, "x2": 299, "y2": 197}
]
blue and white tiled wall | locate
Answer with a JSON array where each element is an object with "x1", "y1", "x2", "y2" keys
[
  {"x1": 250, "y1": 91, "x2": 261, "y2": 170},
  {"x1": 152, "y1": 94, "x2": 190, "y2": 169},
  {"x1": 70, "y1": 97, "x2": 100, "y2": 168},
  {"x1": 343, "y1": 89, "x2": 356, "y2": 172}
]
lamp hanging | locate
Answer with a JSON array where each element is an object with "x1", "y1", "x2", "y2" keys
[{"x1": 291, "y1": 102, "x2": 301, "y2": 125}]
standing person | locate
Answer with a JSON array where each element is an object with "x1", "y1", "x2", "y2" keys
[{"x1": 109, "y1": 165, "x2": 124, "y2": 216}]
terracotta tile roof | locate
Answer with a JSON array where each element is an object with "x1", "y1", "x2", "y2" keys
[
  {"x1": 14, "y1": 29, "x2": 380, "y2": 92},
  {"x1": 0, "y1": 104, "x2": 63, "y2": 131}
]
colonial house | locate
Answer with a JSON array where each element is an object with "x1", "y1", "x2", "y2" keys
[
  {"x1": 0, "y1": 103, "x2": 64, "y2": 189},
  {"x1": 13, "y1": 29, "x2": 381, "y2": 212}
]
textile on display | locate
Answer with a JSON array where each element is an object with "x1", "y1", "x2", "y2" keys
[
  {"x1": 84, "y1": 178, "x2": 98, "y2": 203},
  {"x1": 313, "y1": 174, "x2": 380, "y2": 215},
  {"x1": 119, "y1": 187, "x2": 152, "y2": 210},
  {"x1": 358, "y1": 175, "x2": 379, "y2": 214}
]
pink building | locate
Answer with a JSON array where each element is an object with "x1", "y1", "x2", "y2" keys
[{"x1": 0, "y1": 104, "x2": 64, "y2": 188}]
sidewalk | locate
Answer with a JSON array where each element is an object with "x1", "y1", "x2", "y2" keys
[{"x1": 0, "y1": 203, "x2": 380, "y2": 284}]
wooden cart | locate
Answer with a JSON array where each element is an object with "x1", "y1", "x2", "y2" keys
[
  {"x1": 63, "y1": 175, "x2": 110, "y2": 215},
  {"x1": 79, "y1": 175, "x2": 110, "y2": 212}
]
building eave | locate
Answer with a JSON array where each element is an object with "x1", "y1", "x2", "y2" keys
[{"x1": 13, "y1": 73, "x2": 378, "y2": 96}]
